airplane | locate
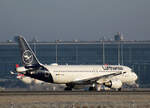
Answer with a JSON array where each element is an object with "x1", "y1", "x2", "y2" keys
[{"x1": 12, "y1": 36, "x2": 138, "y2": 91}]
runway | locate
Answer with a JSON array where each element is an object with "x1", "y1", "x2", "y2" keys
[
  {"x1": 0, "y1": 91, "x2": 150, "y2": 108},
  {"x1": 0, "y1": 90, "x2": 150, "y2": 96}
]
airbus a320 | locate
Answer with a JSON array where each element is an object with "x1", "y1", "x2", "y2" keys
[{"x1": 12, "y1": 36, "x2": 138, "y2": 91}]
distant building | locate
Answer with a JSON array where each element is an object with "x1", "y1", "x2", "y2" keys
[{"x1": 114, "y1": 32, "x2": 124, "y2": 41}]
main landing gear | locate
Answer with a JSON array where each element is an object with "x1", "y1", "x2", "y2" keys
[
  {"x1": 64, "y1": 86, "x2": 72, "y2": 91},
  {"x1": 88, "y1": 87, "x2": 96, "y2": 91},
  {"x1": 64, "y1": 83, "x2": 74, "y2": 91}
]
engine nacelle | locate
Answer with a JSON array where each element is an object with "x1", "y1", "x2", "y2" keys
[{"x1": 104, "y1": 79, "x2": 122, "y2": 89}]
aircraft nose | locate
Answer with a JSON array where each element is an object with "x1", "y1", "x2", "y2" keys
[{"x1": 133, "y1": 72, "x2": 138, "y2": 81}]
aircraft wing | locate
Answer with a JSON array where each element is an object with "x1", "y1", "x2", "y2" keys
[{"x1": 72, "y1": 72, "x2": 122, "y2": 85}]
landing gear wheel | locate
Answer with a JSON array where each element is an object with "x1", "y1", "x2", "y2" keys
[
  {"x1": 118, "y1": 88, "x2": 122, "y2": 91},
  {"x1": 89, "y1": 87, "x2": 96, "y2": 91},
  {"x1": 64, "y1": 87, "x2": 72, "y2": 91},
  {"x1": 65, "y1": 83, "x2": 74, "y2": 91}
]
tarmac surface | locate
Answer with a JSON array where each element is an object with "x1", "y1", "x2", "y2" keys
[
  {"x1": 0, "y1": 91, "x2": 150, "y2": 108},
  {"x1": 0, "y1": 90, "x2": 150, "y2": 95}
]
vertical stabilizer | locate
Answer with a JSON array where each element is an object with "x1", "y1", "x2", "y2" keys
[{"x1": 16, "y1": 36, "x2": 41, "y2": 67}]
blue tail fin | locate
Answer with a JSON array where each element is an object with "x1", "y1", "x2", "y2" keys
[{"x1": 16, "y1": 36, "x2": 41, "y2": 68}]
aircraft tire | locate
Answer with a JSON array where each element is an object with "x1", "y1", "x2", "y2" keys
[
  {"x1": 64, "y1": 87, "x2": 72, "y2": 91},
  {"x1": 89, "y1": 87, "x2": 96, "y2": 91},
  {"x1": 118, "y1": 88, "x2": 122, "y2": 91}
]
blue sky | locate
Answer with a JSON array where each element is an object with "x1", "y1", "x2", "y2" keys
[{"x1": 0, "y1": 0, "x2": 150, "y2": 41}]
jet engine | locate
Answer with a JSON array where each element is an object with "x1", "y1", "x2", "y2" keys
[{"x1": 104, "y1": 79, "x2": 122, "y2": 89}]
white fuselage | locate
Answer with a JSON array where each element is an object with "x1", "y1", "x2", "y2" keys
[{"x1": 44, "y1": 65, "x2": 137, "y2": 85}]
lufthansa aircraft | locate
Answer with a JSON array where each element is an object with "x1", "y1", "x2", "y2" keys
[{"x1": 13, "y1": 36, "x2": 138, "y2": 91}]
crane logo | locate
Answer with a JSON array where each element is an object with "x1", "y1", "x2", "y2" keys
[{"x1": 22, "y1": 50, "x2": 33, "y2": 64}]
